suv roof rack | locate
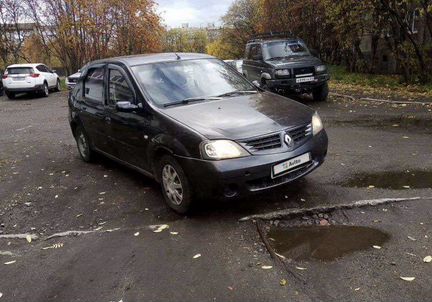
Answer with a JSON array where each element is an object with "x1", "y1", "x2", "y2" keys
[{"x1": 247, "y1": 31, "x2": 297, "y2": 43}]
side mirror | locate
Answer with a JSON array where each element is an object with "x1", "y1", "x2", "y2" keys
[
  {"x1": 116, "y1": 101, "x2": 139, "y2": 112},
  {"x1": 252, "y1": 80, "x2": 261, "y2": 88},
  {"x1": 51, "y1": 70, "x2": 56, "y2": 73}
]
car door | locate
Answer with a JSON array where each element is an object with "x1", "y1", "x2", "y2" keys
[
  {"x1": 105, "y1": 64, "x2": 152, "y2": 170},
  {"x1": 78, "y1": 65, "x2": 111, "y2": 152},
  {"x1": 44, "y1": 65, "x2": 56, "y2": 86}
]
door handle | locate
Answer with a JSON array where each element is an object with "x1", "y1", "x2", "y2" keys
[{"x1": 104, "y1": 117, "x2": 111, "y2": 124}]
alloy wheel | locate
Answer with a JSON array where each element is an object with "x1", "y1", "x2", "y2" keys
[{"x1": 162, "y1": 164, "x2": 183, "y2": 205}]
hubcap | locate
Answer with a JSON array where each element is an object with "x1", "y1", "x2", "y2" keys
[
  {"x1": 162, "y1": 164, "x2": 183, "y2": 205},
  {"x1": 77, "y1": 132, "x2": 88, "y2": 158}
]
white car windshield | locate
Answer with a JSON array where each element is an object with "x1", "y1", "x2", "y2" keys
[{"x1": 132, "y1": 59, "x2": 256, "y2": 106}]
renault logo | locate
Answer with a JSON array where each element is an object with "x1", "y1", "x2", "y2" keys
[{"x1": 284, "y1": 134, "x2": 294, "y2": 147}]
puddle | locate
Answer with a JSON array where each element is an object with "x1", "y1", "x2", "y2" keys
[
  {"x1": 268, "y1": 225, "x2": 389, "y2": 262},
  {"x1": 342, "y1": 170, "x2": 432, "y2": 190}
]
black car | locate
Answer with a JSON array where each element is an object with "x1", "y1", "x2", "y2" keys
[
  {"x1": 68, "y1": 53, "x2": 328, "y2": 213},
  {"x1": 242, "y1": 34, "x2": 330, "y2": 101}
]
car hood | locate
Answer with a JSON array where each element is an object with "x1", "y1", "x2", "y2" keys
[
  {"x1": 266, "y1": 56, "x2": 322, "y2": 69},
  {"x1": 68, "y1": 72, "x2": 81, "y2": 79},
  {"x1": 163, "y1": 92, "x2": 314, "y2": 140}
]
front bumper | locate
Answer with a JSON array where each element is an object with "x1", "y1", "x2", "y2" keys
[
  {"x1": 267, "y1": 74, "x2": 329, "y2": 91},
  {"x1": 175, "y1": 130, "x2": 328, "y2": 200},
  {"x1": 4, "y1": 85, "x2": 44, "y2": 93}
]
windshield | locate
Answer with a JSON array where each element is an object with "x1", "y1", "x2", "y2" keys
[
  {"x1": 132, "y1": 59, "x2": 255, "y2": 106},
  {"x1": 263, "y1": 40, "x2": 310, "y2": 60}
]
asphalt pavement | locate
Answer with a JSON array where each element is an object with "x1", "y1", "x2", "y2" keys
[{"x1": 0, "y1": 91, "x2": 431, "y2": 301}]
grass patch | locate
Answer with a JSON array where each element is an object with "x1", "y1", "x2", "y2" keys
[{"x1": 328, "y1": 65, "x2": 432, "y2": 100}]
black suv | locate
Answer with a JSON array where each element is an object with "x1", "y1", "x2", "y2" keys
[
  {"x1": 242, "y1": 34, "x2": 330, "y2": 101},
  {"x1": 68, "y1": 53, "x2": 328, "y2": 213}
]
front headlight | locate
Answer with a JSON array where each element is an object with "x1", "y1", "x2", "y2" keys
[
  {"x1": 315, "y1": 65, "x2": 327, "y2": 73},
  {"x1": 201, "y1": 140, "x2": 250, "y2": 160},
  {"x1": 312, "y1": 112, "x2": 324, "y2": 135},
  {"x1": 275, "y1": 69, "x2": 290, "y2": 77}
]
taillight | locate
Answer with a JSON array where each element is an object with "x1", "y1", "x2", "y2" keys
[
  {"x1": 31, "y1": 73, "x2": 40, "y2": 78},
  {"x1": 2, "y1": 74, "x2": 7, "y2": 79}
]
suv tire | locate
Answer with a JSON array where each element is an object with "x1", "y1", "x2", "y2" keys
[
  {"x1": 312, "y1": 82, "x2": 329, "y2": 102},
  {"x1": 159, "y1": 155, "x2": 193, "y2": 214},
  {"x1": 54, "y1": 80, "x2": 61, "y2": 92},
  {"x1": 41, "y1": 82, "x2": 49, "y2": 97},
  {"x1": 75, "y1": 126, "x2": 93, "y2": 162},
  {"x1": 5, "y1": 91, "x2": 15, "y2": 99}
]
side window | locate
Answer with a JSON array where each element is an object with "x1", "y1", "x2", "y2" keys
[
  {"x1": 84, "y1": 67, "x2": 105, "y2": 104},
  {"x1": 108, "y1": 69, "x2": 134, "y2": 106},
  {"x1": 44, "y1": 65, "x2": 52, "y2": 73},
  {"x1": 36, "y1": 65, "x2": 45, "y2": 72},
  {"x1": 250, "y1": 44, "x2": 262, "y2": 60},
  {"x1": 247, "y1": 45, "x2": 255, "y2": 60}
]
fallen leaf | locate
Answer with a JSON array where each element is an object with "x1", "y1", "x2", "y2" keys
[
  {"x1": 407, "y1": 236, "x2": 416, "y2": 241},
  {"x1": 193, "y1": 254, "x2": 201, "y2": 259},
  {"x1": 4, "y1": 260, "x2": 16, "y2": 265},
  {"x1": 227, "y1": 286, "x2": 234, "y2": 291},
  {"x1": 400, "y1": 276, "x2": 415, "y2": 282},
  {"x1": 403, "y1": 186, "x2": 410, "y2": 189},
  {"x1": 280, "y1": 279, "x2": 287, "y2": 286},
  {"x1": 134, "y1": 232, "x2": 140, "y2": 237},
  {"x1": 402, "y1": 136, "x2": 409, "y2": 139},
  {"x1": 26, "y1": 235, "x2": 32, "y2": 243},
  {"x1": 170, "y1": 232, "x2": 178, "y2": 235},
  {"x1": 275, "y1": 252, "x2": 286, "y2": 259},
  {"x1": 152, "y1": 224, "x2": 169, "y2": 233},
  {"x1": 76, "y1": 214, "x2": 83, "y2": 218},
  {"x1": 0, "y1": 292, "x2": 2, "y2": 298},
  {"x1": 354, "y1": 287, "x2": 361, "y2": 291},
  {"x1": 261, "y1": 265, "x2": 273, "y2": 270},
  {"x1": 423, "y1": 256, "x2": 432, "y2": 263},
  {"x1": 372, "y1": 245, "x2": 382, "y2": 249},
  {"x1": 295, "y1": 266, "x2": 307, "y2": 270},
  {"x1": 99, "y1": 192, "x2": 106, "y2": 195},
  {"x1": 42, "y1": 243, "x2": 64, "y2": 250},
  {"x1": 368, "y1": 185, "x2": 375, "y2": 189}
]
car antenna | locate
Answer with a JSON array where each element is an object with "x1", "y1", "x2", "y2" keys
[{"x1": 175, "y1": 53, "x2": 181, "y2": 60}]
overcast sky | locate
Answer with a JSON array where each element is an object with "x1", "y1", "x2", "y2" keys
[{"x1": 156, "y1": 0, "x2": 233, "y2": 28}]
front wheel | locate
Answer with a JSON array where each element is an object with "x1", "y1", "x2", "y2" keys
[
  {"x1": 159, "y1": 155, "x2": 193, "y2": 214},
  {"x1": 54, "y1": 80, "x2": 61, "y2": 92},
  {"x1": 312, "y1": 82, "x2": 329, "y2": 102},
  {"x1": 75, "y1": 126, "x2": 93, "y2": 162}
]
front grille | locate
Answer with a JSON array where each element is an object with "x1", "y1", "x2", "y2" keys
[
  {"x1": 293, "y1": 66, "x2": 315, "y2": 76},
  {"x1": 286, "y1": 123, "x2": 312, "y2": 143},
  {"x1": 242, "y1": 133, "x2": 282, "y2": 152},
  {"x1": 68, "y1": 77, "x2": 77, "y2": 83},
  {"x1": 247, "y1": 161, "x2": 315, "y2": 191}
]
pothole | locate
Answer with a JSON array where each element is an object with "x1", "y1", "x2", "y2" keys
[
  {"x1": 342, "y1": 170, "x2": 432, "y2": 190},
  {"x1": 268, "y1": 225, "x2": 390, "y2": 262}
]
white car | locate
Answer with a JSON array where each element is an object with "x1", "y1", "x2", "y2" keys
[{"x1": 1, "y1": 63, "x2": 60, "y2": 99}]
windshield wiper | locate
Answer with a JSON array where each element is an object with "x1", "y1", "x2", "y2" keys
[
  {"x1": 163, "y1": 96, "x2": 220, "y2": 108},
  {"x1": 215, "y1": 90, "x2": 258, "y2": 98}
]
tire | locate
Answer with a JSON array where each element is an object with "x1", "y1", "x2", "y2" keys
[
  {"x1": 41, "y1": 82, "x2": 49, "y2": 97},
  {"x1": 5, "y1": 91, "x2": 15, "y2": 99},
  {"x1": 75, "y1": 126, "x2": 93, "y2": 162},
  {"x1": 312, "y1": 82, "x2": 329, "y2": 102},
  {"x1": 54, "y1": 80, "x2": 61, "y2": 92},
  {"x1": 158, "y1": 155, "x2": 193, "y2": 214}
]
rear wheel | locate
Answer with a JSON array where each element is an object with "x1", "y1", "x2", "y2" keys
[
  {"x1": 41, "y1": 82, "x2": 49, "y2": 97},
  {"x1": 5, "y1": 91, "x2": 15, "y2": 99},
  {"x1": 75, "y1": 126, "x2": 93, "y2": 162},
  {"x1": 159, "y1": 155, "x2": 193, "y2": 214},
  {"x1": 312, "y1": 82, "x2": 329, "y2": 102}
]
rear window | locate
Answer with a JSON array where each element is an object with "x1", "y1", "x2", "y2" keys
[{"x1": 7, "y1": 67, "x2": 33, "y2": 75}]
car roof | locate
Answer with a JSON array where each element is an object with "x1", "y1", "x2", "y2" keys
[
  {"x1": 247, "y1": 38, "x2": 300, "y2": 45},
  {"x1": 7, "y1": 63, "x2": 44, "y2": 68},
  {"x1": 89, "y1": 53, "x2": 215, "y2": 67}
]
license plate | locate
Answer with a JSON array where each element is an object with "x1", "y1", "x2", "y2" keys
[
  {"x1": 296, "y1": 76, "x2": 314, "y2": 83},
  {"x1": 272, "y1": 153, "x2": 311, "y2": 178},
  {"x1": 13, "y1": 77, "x2": 25, "y2": 81}
]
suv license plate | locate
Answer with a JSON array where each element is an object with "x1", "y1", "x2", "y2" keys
[
  {"x1": 272, "y1": 153, "x2": 311, "y2": 178},
  {"x1": 13, "y1": 77, "x2": 25, "y2": 81},
  {"x1": 296, "y1": 76, "x2": 314, "y2": 83}
]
